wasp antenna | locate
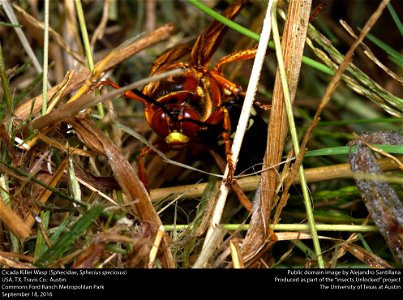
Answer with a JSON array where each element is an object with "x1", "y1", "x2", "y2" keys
[
  {"x1": 180, "y1": 117, "x2": 216, "y2": 129},
  {"x1": 132, "y1": 89, "x2": 171, "y2": 113}
]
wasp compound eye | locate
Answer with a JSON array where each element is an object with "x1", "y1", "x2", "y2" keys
[
  {"x1": 180, "y1": 108, "x2": 201, "y2": 138},
  {"x1": 150, "y1": 110, "x2": 170, "y2": 138}
]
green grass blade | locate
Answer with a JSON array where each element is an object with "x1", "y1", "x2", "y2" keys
[
  {"x1": 307, "y1": 23, "x2": 403, "y2": 117},
  {"x1": 33, "y1": 210, "x2": 51, "y2": 259},
  {"x1": 0, "y1": 159, "x2": 87, "y2": 208},
  {"x1": 318, "y1": 117, "x2": 402, "y2": 126},
  {"x1": 50, "y1": 215, "x2": 72, "y2": 244},
  {"x1": 387, "y1": 3, "x2": 403, "y2": 37},
  {"x1": 35, "y1": 205, "x2": 104, "y2": 267},
  {"x1": 0, "y1": 42, "x2": 13, "y2": 115},
  {"x1": 186, "y1": 0, "x2": 333, "y2": 76},
  {"x1": 363, "y1": 32, "x2": 403, "y2": 66},
  {"x1": 270, "y1": 1, "x2": 324, "y2": 267},
  {"x1": 75, "y1": 0, "x2": 104, "y2": 118},
  {"x1": 305, "y1": 144, "x2": 403, "y2": 157}
]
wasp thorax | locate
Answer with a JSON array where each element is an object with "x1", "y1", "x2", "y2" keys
[{"x1": 148, "y1": 73, "x2": 198, "y2": 99}]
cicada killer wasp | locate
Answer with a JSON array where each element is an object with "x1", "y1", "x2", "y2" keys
[{"x1": 100, "y1": 0, "x2": 259, "y2": 187}]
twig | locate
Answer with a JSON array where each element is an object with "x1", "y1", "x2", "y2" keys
[
  {"x1": 149, "y1": 155, "x2": 402, "y2": 203},
  {"x1": 165, "y1": 224, "x2": 379, "y2": 232},
  {"x1": 271, "y1": 0, "x2": 324, "y2": 268},
  {"x1": 12, "y1": 23, "x2": 175, "y2": 121}
]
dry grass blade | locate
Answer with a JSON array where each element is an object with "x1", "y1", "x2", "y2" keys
[
  {"x1": 0, "y1": 250, "x2": 34, "y2": 263},
  {"x1": 12, "y1": 3, "x2": 85, "y2": 65},
  {"x1": 1, "y1": 0, "x2": 400, "y2": 271},
  {"x1": 67, "y1": 117, "x2": 174, "y2": 268},
  {"x1": 149, "y1": 155, "x2": 402, "y2": 203},
  {"x1": 341, "y1": 242, "x2": 393, "y2": 268},
  {"x1": 0, "y1": 254, "x2": 34, "y2": 269},
  {"x1": 1, "y1": 0, "x2": 42, "y2": 73},
  {"x1": 24, "y1": 159, "x2": 68, "y2": 230},
  {"x1": 193, "y1": 225, "x2": 226, "y2": 268},
  {"x1": 242, "y1": 0, "x2": 312, "y2": 265},
  {"x1": 230, "y1": 239, "x2": 244, "y2": 268},
  {"x1": 148, "y1": 225, "x2": 165, "y2": 268},
  {"x1": 339, "y1": 20, "x2": 402, "y2": 84},
  {"x1": 90, "y1": 0, "x2": 112, "y2": 50},
  {"x1": 37, "y1": 132, "x2": 93, "y2": 157},
  {"x1": 11, "y1": 23, "x2": 175, "y2": 121},
  {"x1": 31, "y1": 68, "x2": 182, "y2": 132},
  {"x1": 0, "y1": 195, "x2": 31, "y2": 241}
]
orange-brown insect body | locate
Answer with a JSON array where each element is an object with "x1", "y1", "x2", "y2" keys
[
  {"x1": 101, "y1": 0, "x2": 256, "y2": 186},
  {"x1": 142, "y1": 68, "x2": 224, "y2": 148},
  {"x1": 139, "y1": 0, "x2": 251, "y2": 152}
]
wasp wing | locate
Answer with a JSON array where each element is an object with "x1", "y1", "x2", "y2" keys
[
  {"x1": 150, "y1": 0, "x2": 248, "y2": 75},
  {"x1": 148, "y1": 40, "x2": 194, "y2": 75},
  {"x1": 189, "y1": 0, "x2": 249, "y2": 67}
]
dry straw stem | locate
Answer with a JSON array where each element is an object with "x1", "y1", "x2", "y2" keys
[
  {"x1": 0, "y1": 254, "x2": 34, "y2": 269},
  {"x1": 328, "y1": 229, "x2": 363, "y2": 268},
  {"x1": 241, "y1": 0, "x2": 312, "y2": 266},
  {"x1": 0, "y1": 195, "x2": 31, "y2": 241},
  {"x1": 328, "y1": 228, "x2": 393, "y2": 268},
  {"x1": 41, "y1": 0, "x2": 50, "y2": 115},
  {"x1": 148, "y1": 225, "x2": 165, "y2": 268},
  {"x1": 303, "y1": 2, "x2": 402, "y2": 117},
  {"x1": 12, "y1": 3, "x2": 85, "y2": 65},
  {"x1": 67, "y1": 117, "x2": 175, "y2": 268},
  {"x1": 193, "y1": 225, "x2": 226, "y2": 268},
  {"x1": 31, "y1": 68, "x2": 183, "y2": 132},
  {"x1": 295, "y1": 0, "x2": 392, "y2": 204},
  {"x1": 201, "y1": 0, "x2": 274, "y2": 261},
  {"x1": 90, "y1": 0, "x2": 112, "y2": 50},
  {"x1": 165, "y1": 224, "x2": 378, "y2": 233},
  {"x1": 230, "y1": 239, "x2": 244, "y2": 268},
  {"x1": 0, "y1": 250, "x2": 34, "y2": 263},
  {"x1": 23, "y1": 160, "x2": 68, "y2": 230},
  {"x1": 149, "y1": 155, "x2": 402, "y2": 203},
  {"x1": 339, "y1": 20, "x2": 402, "y2": 84},
  {"x1": 1, "y1": 1, "x2": 42, "y2": 73},
  {"x1": 341, "y1": 243, "x2": 392, "y2": 268},
  {"x1": 11, "y1": 23, "x2": 175, "y2": 121}
]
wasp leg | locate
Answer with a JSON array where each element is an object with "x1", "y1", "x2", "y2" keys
[
  {"x1": 208, "y1": 71, "x2": 243, "y2": 95},
  {"x1": 203, "y1": 104, "x2": 234, "y2": 184},
  {"x1": 214, "y1": 49, "x2": 258, "y2": 74},
  {"x1": 207, "y1": 106, "x2": 234, "y2": 185},
  {"x1": 208, "y1": 148, "x2": 252, "y2": 211},
  {"x1": 138, "y1": 140, "x2": 171, "y2": 190},
  {"x1": 96, "y1": 78, "x2": 147, "y2": 104},
  {"x1": 222, "y1": 107, "x2": 235, "y2": 185},
  {"x1": 139, "y1": 146, "x2": 153, "y2": 189},
  {"x1": 210, "y1": 48, "x2": 269, "y2": 95},
  {"x1": 253, "y1": 100, "x2": 272, "y2": 111}
]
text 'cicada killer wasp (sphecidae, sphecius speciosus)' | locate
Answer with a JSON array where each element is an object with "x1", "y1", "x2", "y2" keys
[{"x1": 99, "y1": 0, "x2": 261, "y2": 188}]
